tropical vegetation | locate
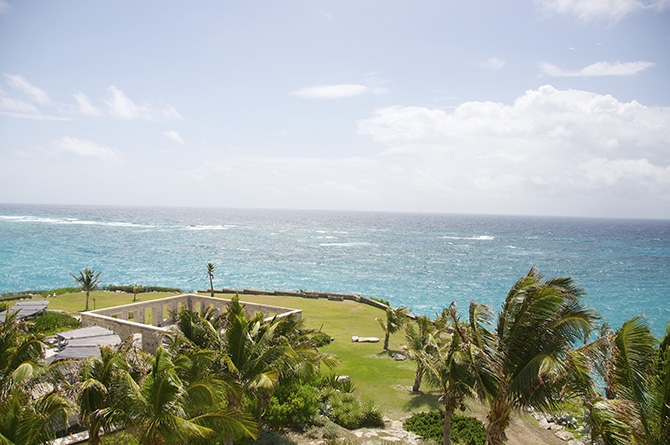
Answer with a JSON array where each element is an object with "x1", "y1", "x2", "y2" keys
[{"x1": 0, "y1": 268, "x2": 668, "y2": 445}]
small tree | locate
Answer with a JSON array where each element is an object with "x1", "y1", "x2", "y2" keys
[
  {"x1": 133, "y1": 284, "x2": 143, "y2": 302},
  {"x1": 376, "y1": 305, "x2": 410, "y2": 350},
  {"x1": 206, "y1": 263, "x2": 216, "y2": 297},
  {"x1": 71, "y1": 268, "x2": 102, "y2": 312}
]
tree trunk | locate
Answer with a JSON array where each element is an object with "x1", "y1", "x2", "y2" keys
[
  {"x1": 412, "y1": 365, "x2": 423, "y2": 392},
  {"x1": 443, "y1": 404, "x2": 456, "y2": 445},
  {"x1": 383, "y1": 332, "x2": 390, "y2": 350},
  {"x1": 85, "y1": 291, "x2": 90, "y2": 311},
  {"x1": 486, "y1": 401, "x2": 512, "y2": 445}
]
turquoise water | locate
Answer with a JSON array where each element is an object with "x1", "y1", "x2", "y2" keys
[{"x1": 1, "y1": 204, "x2": 669, "y2": 336}]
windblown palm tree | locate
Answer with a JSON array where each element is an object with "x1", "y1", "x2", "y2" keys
[
  {"x1": 376, "y1": 305, "x2": 410, "y2": 350},
  {"x1": 416, "y1": 306, "x2": 474, "y2": 445},
  {"x1": 584, "y1": 317, "x2": 670, "y2": 445},
  {"x1": 467, "y1": 268, "x2": 599, "y2": 445},
  {"x1": 206, "y1": 263, "x2": 215, "y2": 297},
  {"x1": 403, "y1": 315, "x2": 442, "y2": 392},
  {"x1": 71, "y1": 268, "x2": 102, "y2": 312}
]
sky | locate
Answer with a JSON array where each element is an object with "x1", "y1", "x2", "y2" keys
[{"x1": 1, "y1": 0, "x2": 669, "y2": 219}]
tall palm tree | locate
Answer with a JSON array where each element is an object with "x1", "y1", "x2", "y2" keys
[
  {"x1": 467, "y1": 268, "x2": 599, "y2": 445},
  {"x1": 416, "y1": 307, "x2": 474, "y2": 445},
  {"x1": 71, "y1": 268, "x2": 102, "y2": 312},
  {"x1": 206, "y1": 263, "x2": 216, "y2": 297},
  {"x1": 403, "y1": 315, "x2": 441, "y2": 392},
  {"x1": 376, "y1": 305, "x2": 410, "y2": 350}
]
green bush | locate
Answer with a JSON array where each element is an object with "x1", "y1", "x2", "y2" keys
[
  {"x1": 403, "y1": 411, "x2": 486, "y2": 445},
  {"x1": 264, "y1": 382, "x2": 320, "y2": 430},
  {"x1": 30, "y1": 311, "x2": 80, "y2": 335},
  {"x1": 101, "y1": 430, "x2": 140, "y2": 445},
  {"x1": 311, "y1": 331, "x2": 334, "y2": 347},
  {"x1": 234, "y1": 429, "x2": 298, "y2": 445},
  {"x1": 325, "y1": 392, "x2": 383, "y2": 430}
]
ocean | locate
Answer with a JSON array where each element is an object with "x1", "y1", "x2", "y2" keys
[{"x1": 1, "y1": 204, "x2": 668, "y2": 336}]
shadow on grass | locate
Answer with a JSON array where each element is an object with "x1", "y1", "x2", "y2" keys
[{"x1": 403, "y1": 388, "x2": 441, "y2": 412}]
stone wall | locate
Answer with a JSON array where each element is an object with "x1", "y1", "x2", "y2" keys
[{"x1": 80, "y1": 293, "x2": 301, "y2": 354}]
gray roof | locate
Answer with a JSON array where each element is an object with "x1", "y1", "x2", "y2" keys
[
  {"x1": 56, "y1": 325, "x2": 118, "y2": 341},
  {"x1": 0, "y1": 300, "x2": 49, "y2": 322},
  {"x1": 50, "y1": 325, "x2": 121, "y2": 362}
]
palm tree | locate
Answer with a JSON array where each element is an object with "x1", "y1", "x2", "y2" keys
[
  {"x1": 71, "y1": 268, "x2": 102, "y2": 312},
  {"x1": 206, "y1": 263, "x2": 215, "y2": 297},
  {"x1": 467, "y1": 268, "x2": 599, "y2": 445},
  {"x1": 77, "y1": 344, "x2": 138, "y2": 445},
  {"x1": 376, "y1": 305, "x2": 410, "y2": 350},
  {"x1": 126, "y1": 346, "x2": 257, "y2": 445},
  {"x1": 0, "y1": 311, "x2": 71, "y2": 444},
  {"x1": 416, "y1": 307, "x2": 474, "y2": 445},
  {"x1": 132, "y1": 284, "x2": 143, "y2": 302},
  {"x1": 403, "y1": 315, "x2": 441, "y2": 392},
  {"x1": 588, "y1": 317, "x2": 670, "y2": 445}
]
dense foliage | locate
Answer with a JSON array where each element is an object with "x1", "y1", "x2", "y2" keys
[
  {"x1": 30, "y1": 311, "x2": 80, "y2": 334},
  {"x1": 404, "y1": 411, "x2": 486, "y2": 445}
]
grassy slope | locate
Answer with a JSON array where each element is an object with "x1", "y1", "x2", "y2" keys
[
  {"x1": 235, "y1": 294, "x2": 443, "y2": 419},
  {"x1": 31, "y1": 291, "x2": 181, "y2": 313}
]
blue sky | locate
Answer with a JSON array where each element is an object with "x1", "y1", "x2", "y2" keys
[{"x1": 1, "y1": 0, "x2": 669, "y2": 218}]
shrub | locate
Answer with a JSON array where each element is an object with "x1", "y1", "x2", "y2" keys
[
  {"x1": 311, "y1": 331, "x2": 334, "y2": 347},
  {"x1": 264, "y1": 382, "x2": 320, "y2": 430},
  {"x1": 101, "y1": 430, "x2": 140, "y2": 445},
  {"x1": 359, "y1": 400, "x2": 384, "y2": 428},
  {"x1": 404, "y1": 411, "x2": 486, "y2": 445},
  {"x1": 30, "y1": 311, "x2": 80, "y2": 335}
]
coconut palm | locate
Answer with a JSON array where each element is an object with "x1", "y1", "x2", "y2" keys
[
  {"x1": 71, "y1": 268, "x2": 102, "y2": 312},
  {"x1": 376, "y1": 305, "x2": 410, "y2": 350},
  {"x1": 77, "y1": 344, "x2": 138, "y2": 445},
  {"x1": 206, "y1": 263, "x2": 216, "y2": 297},
  {"x1": 0, "y1": 311, "x2": 71, "y2": 445},
  {"x1": 403, "y1": 315, "x2": 442, "y2": 392},
  {"x1": 588, "y1": 317, "x2": 670, "y2": 445},
  {"x1": 126, "y1": 346, "x2": 257, "y2": 445},
  {"x1": 467, "y1": 268, "x2": 599, "y2": 445},
  {"x1": 416, "y1": 307, "x2": 474, "y2": 445}
]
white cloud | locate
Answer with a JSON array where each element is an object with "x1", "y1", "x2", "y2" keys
[
  {"x1": 479, "y1": 57, "x2": 506, "y2": 70},
  {"x1": 165, "y1": 130, "x2": 185, "y2": 144},
  {"x1": 540, "y1": 61, "x2": 655, "y2": 77},
  {"x1": 105, "y1": 86, "x2": 153, "y2": 120},
  {"x1": 73, "y1": 92, "x2": 101, "y2": 116},
  {"x1": 356, "y1": 85, "x2": 670, "y2": 211},
  {"x1": 579, "y1": 158, "x2": 670, "y2": 185},
  {"x1": 162, "y1": 105, "x2": 183, "y2": 120},
  {"x1": 5, "y1": 74, "x2": 51, "y2": 104},
  {"x1": 539, "y1": 0, "x2": 669, "y2": 22},
  {"x1": 292, "y1": 84, "x2": 375, "y2": 99},
  {"x1": 51, "y1": 137, "x2": 120, "y2": 162}
]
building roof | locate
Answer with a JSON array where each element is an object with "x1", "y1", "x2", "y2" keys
[
  {"x1": 50, "y1": 325, "x2": 122, "y2": 362},
  {"x1": 0, "y1": 300, "x2": 49, "y2": 323},
  {"x1": 56, "y1": 325, "x2": 118, "y2": 341}
]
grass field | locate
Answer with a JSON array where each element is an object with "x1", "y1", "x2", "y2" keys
[{"x1": 27, "y1": 290, "x2": 441, "y2": 418}]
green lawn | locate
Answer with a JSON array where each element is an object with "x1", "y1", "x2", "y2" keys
[
  {"x1": 235, "y1": 293, "x2": 442, "y2": 419},
  {"x1": 28, "y1": 290, "x2": 445, "y2": 419},
  {"x1": 30, "y1": 291, "x2": 181, "y2": 313}
]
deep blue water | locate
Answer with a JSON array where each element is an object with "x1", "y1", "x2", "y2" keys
[{"x1": 1, "y1": 204, "x2": 669, "y2": 336}]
